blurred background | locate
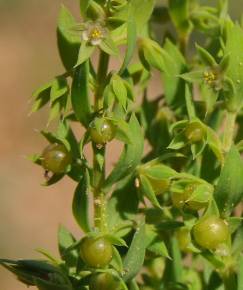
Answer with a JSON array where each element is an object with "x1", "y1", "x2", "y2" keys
[{"x1": 0, "y1": 0, "x2": 243, "y2": 289}]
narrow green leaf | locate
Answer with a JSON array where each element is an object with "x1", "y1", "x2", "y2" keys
[
  {"x1": 112, "y1": 76, "x2": 128, "y2": 109},
  {"x1": 196, "y1": 44, "x2": 217, "y2": 67},
  {"x1": 185, "y1": 84, "x2": 196, "y2": 120},
  {"x1": 214, "y1": 146, "x2": 243, "y2": 217},
  {"x1": 168, "y1": 0, "x2": 192, "y2": 35},
  {"x1": 110, "y1": 246, "x2": 123, "y2": 272},
  {"x1": 130, "y1": 0, "x2": 155, "y2": 34},
  {"x1": 31, "y1": 82, "x2": 52, "y2": 113},
  {"x1": 179, "y1": 70, "x2": 203, "y2": 83},
  {"x1": 119, "y1": 11, "x2": 137, "y2": 74},
  {"x1": 57, "y1": 5, "x2": 80, "y2": 70},
  {"x1": 50, "y1": 77, "x2": 68, "y2": 102},
  {"x1": 163, "y1": 39, "x2": 187, "y2": 109},
  {"x1": 123, "y1": 221, "x2": 146, "y2": 281},
  {"x1": 103, "y1": 114, "x2": 144, "y2": 191},
  {"x1": 80, "y1": 0, "x2": 91, "y2": 17},
  {"x1": 71, "y1": 61, "x2": 92, "y2": 127},
  {"x1": 72, "y1": 169, "x2": 91, "y2": 232},
  {"x1": 224, "y1": 22, "x2": 243, "y2": 108},
  {"x1": 107, "y1": 177, "x2": 138, "y2": 237}
]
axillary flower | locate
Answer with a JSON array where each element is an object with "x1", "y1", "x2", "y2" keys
[
  {"x1": 203, "y1": 70, "x2": 217, "y2": 85},
  {"x1": 82, "y1": 21, "x2": 107, "y2": 46}
]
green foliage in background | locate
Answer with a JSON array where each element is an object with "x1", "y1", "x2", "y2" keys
[{"x1": 2, "y1": 0, "x2": 243, "y2": 290}]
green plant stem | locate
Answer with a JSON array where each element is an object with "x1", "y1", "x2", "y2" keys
[
  {"x1": 93, "y1": 50, "x2": 110, "y2": 232},
  {"x1": 222, "y1": 111, "x2": 237, "y2": 153}
]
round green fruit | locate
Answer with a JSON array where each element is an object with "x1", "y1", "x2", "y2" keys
[
  {"x1": 90, "y1": 118, "x2": 116, "y2": 145},
  {"x1": 80, "y1": 237, "x2": 113, "y2": 268},
  {"x1": 184, "y1": 122, "x2": 205, "y2": 143},
  {"x1": 41, "y1": 143, "x2": 71, "y2": 174},
  {"x1": 192, "y1": 216, "x2": 229, "y2": 250},
  {"x1": 89, "y1": 272, "x2": 121, "y2": 290}
]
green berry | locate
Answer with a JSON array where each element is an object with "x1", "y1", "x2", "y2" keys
[
  {"x1": 184, "y1": 122, "x2": 205, "y2": 143},
  {"x1": 89, "y1": 272, "x2": 120, "y2": 290},
  {"x1": 90, "y1": 118, "x2": 116, "y2": 145},
  {"x1": 192, "y1": 216, "x2": 229, "y2": 250},
  {"x1": 80, "y1": 237, "x2": 113, "y2": 268},
  {"x1": 41, "y1": 143, "x2": 71, "y2": 174}
]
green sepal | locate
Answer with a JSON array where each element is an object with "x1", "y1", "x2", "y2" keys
[
  {"x1": 139, "y1": 174, "x2": 161, "y2": 208},
  {"x1": 76, "y1": 41, "x2": 95, "y2": 67},
  {"x1": 103, "y1": 234, "x2": 128, "y2": 247},
  {"x1": 40, "y1": 131, "x2": 71, "y2": 152},
  {"x1": 140, "y1": 163, "x2": 178, "y2": 180},
  {"x1": 99, "y1": 36, "x2": 119, "y2": 56},
  {"x1": 226, "y1": 217, "x2": 243, "y2": 234},
  {"x1": 179, "y1": 70, "x2": 203, "y2": 83},
  {"x1": 167, "y1": 131, "x2": 187, "y2": 150},
  {"x1": 191, "y1": 140, "x2": 207, "y2": 159}
]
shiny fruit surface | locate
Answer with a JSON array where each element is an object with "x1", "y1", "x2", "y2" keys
[
  {"x1": 80, "y1": 237, "x2": 113, "y2": 268},
  {"x1": 192, "y1": 216, "x2": 229, "y2": 250},
  {"x1": 89, "y1": 272, "x2": 120, "y2": 290},
  {"x1": 41, "y1": 143, "x2": 71, "y2": 174},
  {"x1": 90, "y1": 118, "x2": 116, "y2": 144}
]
